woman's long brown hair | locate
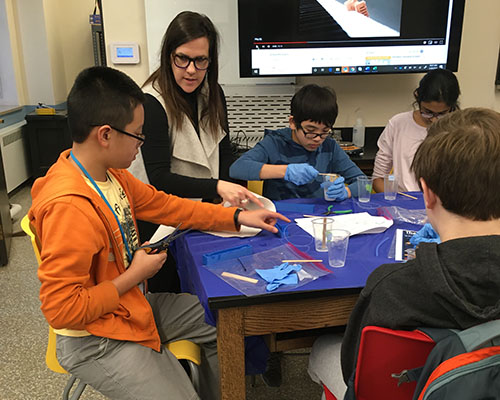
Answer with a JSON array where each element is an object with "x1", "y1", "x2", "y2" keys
[{"x1": 143, "y1": 11, "x2": 225, "y2": 136}]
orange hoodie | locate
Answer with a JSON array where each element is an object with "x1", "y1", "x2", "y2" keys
[{"x1": 30, "y1": 150, "x2": 238, "y2": 351}]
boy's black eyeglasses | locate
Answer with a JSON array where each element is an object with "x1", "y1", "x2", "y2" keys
[
  {"x1": 90, "y1": 124, "x2": 145, "y2": 143},
  {"x1": 173, "y1": 54, "x2": 210, "y2": 71},
  {"x1": 298, "y1": 123, "x2": 333, "y2": 140}
]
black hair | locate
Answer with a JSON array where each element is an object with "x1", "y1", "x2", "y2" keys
[
  {"x1": 291, "y1": 84, "x2": 338, "y2": 127},
  {"x1": 413, "y1": 69, "x2": 461, "y2": 109},
  {"x1": 67, "y1": 66, "x2": 145, "y2": 143},
  {"x1": 144, "y1": 11, "x2": 224, "y2": 135}
]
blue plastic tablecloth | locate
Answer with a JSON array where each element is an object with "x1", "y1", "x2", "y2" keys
[
  {"x1": 172, "y1": 192, "x2": 425, "y2": 324},
  {"x1": 170, "y1": 192, "x2": 424, "y2": 374}
]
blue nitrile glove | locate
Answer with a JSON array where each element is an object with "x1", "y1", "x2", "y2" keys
[
  {"x1": 410, "y1": 223, "x2": 441, "y2": 246},
  {"x1": 321, "y1": 176, "x2": 348, "y2": 201},
  {"x1": 284, "y1": 163, "x2": 319, "y2": 186},
  {"x1": 255, "y1": 262, "x2": 302, "y2": 291}
]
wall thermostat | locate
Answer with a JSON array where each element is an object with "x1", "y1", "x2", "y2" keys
[{"x1": 109, "y1": 42, "x2": 140, "y2": 64}]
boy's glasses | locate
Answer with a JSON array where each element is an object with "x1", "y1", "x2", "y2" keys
[
  {"x1": 419, "y1": 107, "x2": 453, "y2": 120},
  {"x1": 299, "y1": 123, "x2": 333, "y2": 140},
  {"x1": 90, "y1": 125, "x2": 145, "y2": 143},
  {"x1": 110, "y1": 126, "x2": 145, "y2": 143},
  {"x1": 173, "y1": 54, "x2": 210, "y2": 71}
]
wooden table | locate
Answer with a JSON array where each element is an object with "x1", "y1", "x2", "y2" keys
[
  {"x1": 172, "y1": 193, "x2": 424, "y2": 399},
  {"x1": 216, "y1": 292, "x2": 359, "y2": 399}
]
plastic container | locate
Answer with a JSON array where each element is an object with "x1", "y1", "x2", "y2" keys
[{"x1": 352, "y1": 117, "x2": 365, "y2": 148}]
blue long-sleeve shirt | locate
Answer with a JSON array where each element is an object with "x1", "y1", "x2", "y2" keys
[{"x1": 229, "y1": 127, "x2": 365, "y2": 200}]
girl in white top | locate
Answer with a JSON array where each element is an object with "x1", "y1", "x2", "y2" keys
[{"x1": 373, "y1": 69, "x2": 460, "y2": 192}]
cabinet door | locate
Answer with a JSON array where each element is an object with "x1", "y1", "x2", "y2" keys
[{"x1": 27, "y1": 117, "x2": 71, "y2": 178}]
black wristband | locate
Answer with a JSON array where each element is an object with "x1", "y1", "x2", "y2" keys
[{"x1": 233, "y1": 208, "x2": 243, "y2": 229}]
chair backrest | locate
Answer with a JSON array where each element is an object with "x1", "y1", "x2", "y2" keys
[
  {"x1": 247, "y1": 180, "x2": 263, "y2": 196},
  {"x1": 21, "y1": 215, "x2": 68, "y2": 374},
  {"x1": 354, "y1": 326, "x2": 436, "y2": 400},
  {"x1": 21, "y1": 215, "x2": 41, "y2": 265}
]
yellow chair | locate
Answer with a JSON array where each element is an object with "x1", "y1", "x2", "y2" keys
[
  {"x1": 21, "y1": 215, "x2": 202, "y2": 398},
  {"x1": 166, "y1": 340, "x2": 201, "y2": 393},
  {"x1": 21, "y1": 215, "x2": 87, "y2": 400},
  {"x1": 247, "y1": 180, "x2": 263, "y2": 196}
]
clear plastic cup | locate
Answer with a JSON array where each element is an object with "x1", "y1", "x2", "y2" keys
[
  {"x1": 327, "y1": 229, "x2": 350, "y2": 268},
  {"x1": 357, "y1": 176, "x2": 373, "y2": 203},
  {"x1": 311, "y1": 217, "x2": 334, "y2": 252},
  {"x1": 323, "y1": 174, "x2": 339, "y2": 201},
  {"x1": 384, "y1": 174, "x2": 398, "y2": 201}
]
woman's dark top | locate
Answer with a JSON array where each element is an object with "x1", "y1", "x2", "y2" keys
[{"x1": 140, "y1": 85, "x2": 234, "y2": 200}]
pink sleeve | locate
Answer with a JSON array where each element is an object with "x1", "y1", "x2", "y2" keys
[{"x1": 372, "y1": 121, "x2": 395, "y2": 178}]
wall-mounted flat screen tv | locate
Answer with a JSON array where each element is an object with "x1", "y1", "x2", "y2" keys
[{"x1": 238, "y1": 0, "x2": 466, "y2": 77}]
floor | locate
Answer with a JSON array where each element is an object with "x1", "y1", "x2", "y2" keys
[{"x1": 0, "y1": 183, "x2": 326, "y2": 400}]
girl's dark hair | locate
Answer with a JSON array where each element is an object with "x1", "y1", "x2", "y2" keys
[
  {"x1": 144, "y1": 11, "x2": 224, "y2": 136},
  {"x1": 291, "y1": 84, "x2": 339, "y2": 127},
  {"x1": 413, "y1": 69, "x2": 461, "y2": 109}
]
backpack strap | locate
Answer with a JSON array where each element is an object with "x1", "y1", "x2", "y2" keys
[
  {"x1": 390, "y1": 328, "x2": 457, "y2": 385},
  {"x1": 458, "y1": 319, "x2": 500, "y2": 352},
  {"x1": 416, "y1": 327, "x2": 458, "y2": 343}
]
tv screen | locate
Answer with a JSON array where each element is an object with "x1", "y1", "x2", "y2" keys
[{"x1": 238, "y1": 0, "x2": 465, "y2": 77}]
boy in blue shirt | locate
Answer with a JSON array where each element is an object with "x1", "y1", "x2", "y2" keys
[{"x1": 229, "y1": 84, "x2": 365, "y2": 200}]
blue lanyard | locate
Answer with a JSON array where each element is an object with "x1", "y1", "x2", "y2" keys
[{"x1": 70, "y1": 151, "x2": 133, "y2": 262}]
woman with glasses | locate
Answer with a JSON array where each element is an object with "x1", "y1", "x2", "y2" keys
[
  {"x1": 372, "y1": 68, "x2": 460, "y2": 193},
  {"x1": 129, "y1": 11, "x2": 260, "y2": 293},
  {"x1": 229, "y1": 84, "x2": 365, "y2": 201}
]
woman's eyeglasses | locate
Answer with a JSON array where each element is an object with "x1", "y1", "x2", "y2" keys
[{"x1": 173, "y1": 54, "x2": 210, "y2": 71}]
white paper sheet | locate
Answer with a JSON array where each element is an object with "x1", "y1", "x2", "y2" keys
[
  {"x1": 295, "y1": 212, "x2": 393, "y2": 237},
  {"x1": 203, "y1": 193, "x2": 276, "y2": 238},
  {"x1": 149, "y1": 224, "x2": 176, "y2": 243}
]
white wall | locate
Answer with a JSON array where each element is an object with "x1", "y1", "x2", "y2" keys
[
  {"x1": 14, "y1": 0, "x2": 55, "y2": 105},
  {"x1": 101, "y1": 0, "x2": 150, "y2": 86},
  {"x1": 0, "y1": 0, "x2": 18, "y2": 106},
  {"x1": 42, "y1": 0, "x2": 95, "y2": 102},
  {"x1": 5, "y1": 0, "x2": 95, "y2": 107}
]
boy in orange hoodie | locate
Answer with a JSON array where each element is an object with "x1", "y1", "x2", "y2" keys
[{"x1": 29, "y1": 66, "x2": 288, "y2": 400}]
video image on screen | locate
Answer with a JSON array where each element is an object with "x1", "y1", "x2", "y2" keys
[{"x1": 238, "y1": 0, "x2": 465, "y2": 77}]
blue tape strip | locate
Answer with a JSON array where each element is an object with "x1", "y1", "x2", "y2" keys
[
  {"x1": 202, "y1": 244, "x2": 253, "y2": 266},
  {"x1": 274, "y1": 202, "x2": 316, "y2": 214}
]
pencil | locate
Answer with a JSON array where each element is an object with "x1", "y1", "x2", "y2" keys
[
  {"x1": 282, "y1": 259, "x2": 323, "y2": 263},
  {"x1": 398, "y1": 192, "x2": 418, "y2": 200},
  {"x1": 221, "y1": 271, "x2": 258, "y2": 284}
]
